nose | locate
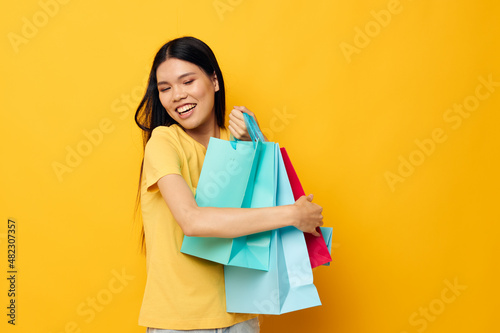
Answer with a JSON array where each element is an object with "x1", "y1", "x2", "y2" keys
[{"x1": 172, "y1": 85, "x2": 187, "y2": 101}]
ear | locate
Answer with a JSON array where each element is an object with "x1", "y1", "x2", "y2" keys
[{"x1": 211, "y1": 72, "x2": 219, "y2": 92}]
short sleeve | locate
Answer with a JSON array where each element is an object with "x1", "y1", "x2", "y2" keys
[{"x1": 143, "y1": 128, "x2": 182, "y2": 192}]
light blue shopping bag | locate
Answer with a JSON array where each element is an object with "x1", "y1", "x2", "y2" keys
[
  {"x1": 224, "y1": 145, "x2": 322, "y2": 314},
  {"x1": 181, "y1": 137, "x2": 277, "y2": 271}
]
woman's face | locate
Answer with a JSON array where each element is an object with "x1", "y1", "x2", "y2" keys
[{"x1": 156, "y1": 58, "x2": 219, "y2": 132}]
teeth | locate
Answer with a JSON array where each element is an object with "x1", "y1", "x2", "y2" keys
[{"x1": 177, "y1": 104, "x2": 196, "y2": 113}]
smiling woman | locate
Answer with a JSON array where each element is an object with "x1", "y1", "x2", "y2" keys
[
  {"x1": 156, "y1": 58, "x2": 220, "y2": 147},
  {"x1": 133, "y1": 36, "x2": 323, "y2": 332}
]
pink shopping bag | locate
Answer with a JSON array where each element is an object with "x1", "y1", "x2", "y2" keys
[{"x1": 280, "y1": 147, "x2": 332, "y2": 268}]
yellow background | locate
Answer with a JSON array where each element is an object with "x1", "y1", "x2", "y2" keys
[{"x1": 1, "y1": 0, "x2": 498, "y2": 332}]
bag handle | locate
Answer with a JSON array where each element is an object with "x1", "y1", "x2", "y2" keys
[
  {"x1": 243, "y1": 113, "x2": 266, "y2": 142},
  {"x1": 230, "y1": 113, "x2": 266, "y2": 149}
]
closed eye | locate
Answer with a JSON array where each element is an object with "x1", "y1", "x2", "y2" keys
[
  {"x1": 184, "y1": 79, "x2": 194, "y2": 85},
  {"x1": 159, "y1": 87, "x2": 171, "y2": 92}
]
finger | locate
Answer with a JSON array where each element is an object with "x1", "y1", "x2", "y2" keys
[
  {"x1": 228, "y1": 119, "x2": 246, "y2": 136},
  {"x1": 307, "y1": 194, "x2": 314, "y2": 202},
  {"x1": 239, "y1": 106, "x2": 255, "y2": 117},
  {"x1": 311, "y1": 228, "x2": 321, "y2": 237},
  {"x1": 232, "y1": 107, "x2": 264, "y2": 139},
  {"x1": 228, "y1": 124, "x2": 245, "y2": 139},
  {"x1": 228, "y1": 124, "x2": 242, "y2": 139},
  {"x1": 233, "y1": 106, "x2": 256, "y2": 121},
  {"x1": 229, "y1": 121, "x2": 251, "y2": 140},
  {"x1": 230, "y1": 108, "x2": 244, "y2": 120},
  {"x1": 229, "y1": 111, "x2": 246, "y2": 129}
]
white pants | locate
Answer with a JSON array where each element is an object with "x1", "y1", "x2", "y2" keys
[{"x1": 146, "y1": 317, "x2": 260, "y2": 333}]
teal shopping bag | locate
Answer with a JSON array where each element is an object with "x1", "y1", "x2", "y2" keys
[
  {"x1": 181, "y1": 137, "x2": 277, "y2": 271},
  {"x1": 320, "y1": 227, "x2": 333, "y2": 266},
  {"x1": 224, "y1": 146, "x2": 322, "y2": 314}
]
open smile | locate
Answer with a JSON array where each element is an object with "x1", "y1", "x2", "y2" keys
[{"x1": 176, "y1": 103, "x2": 197, "y2": 114}]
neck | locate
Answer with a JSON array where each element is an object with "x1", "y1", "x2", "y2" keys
[{"x1": 185, "y1": 118, "x2": 220, "y2": 149}]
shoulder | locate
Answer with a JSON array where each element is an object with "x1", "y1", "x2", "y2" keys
[
  {"x1": 145, "y1": 125, "x2": 183, "y2": 156},
  {"x1": 148, "y1": 125, "x2": 185, "y2": 145},
  {"x1": 149, "y1": 124, "x2": 183, "y2": 141}
]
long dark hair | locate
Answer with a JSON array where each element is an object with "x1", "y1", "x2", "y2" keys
[{"x1": 134, "y1": 36, "x2": 226, "y2": 253}]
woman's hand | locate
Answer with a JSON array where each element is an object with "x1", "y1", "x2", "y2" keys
[
  {"x1": 228, "y1": 106, "x2": 258, "y2": 141},
  {"x1": 293, "y1": 194, "x2": 324, "y2": 237}
]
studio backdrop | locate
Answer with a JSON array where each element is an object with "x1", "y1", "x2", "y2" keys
[{"x1": 1, "y1": 0, "x2": 498, "y2": 332}]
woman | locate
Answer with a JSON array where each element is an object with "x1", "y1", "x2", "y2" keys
[{"x1": 135, "y1": 36, "x2": 323, "y2": 332}]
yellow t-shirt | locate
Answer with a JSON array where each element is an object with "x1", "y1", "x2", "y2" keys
[{"x1": 138, "y1": 124, "x2": 256, "y2": 330}]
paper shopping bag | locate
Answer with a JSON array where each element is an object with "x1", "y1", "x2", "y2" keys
[
  {"x1": 320, "y1": 227, "x2": 333, "y2": 266},
  {"x1": 181, "y1": 138, "x2": 276, "y2": 271},
  {"x1": 224, "y1": 147, "x2": 322, "y2": 314},
  {"x1": 280, "y1": 147, "x2": 332, "y2": 268}
]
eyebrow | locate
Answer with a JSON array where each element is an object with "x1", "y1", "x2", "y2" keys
[{"x1": 157, "y1": 72, "x2": 196, "y2": 86}]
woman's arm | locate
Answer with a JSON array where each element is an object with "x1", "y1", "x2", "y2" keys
[{"x1": 158, "y1": 173, "x2": 323, "y2": 238}]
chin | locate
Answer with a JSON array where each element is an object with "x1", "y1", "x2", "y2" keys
[{"x1": 176, "y1": 119, "x2": 199, "y2": 130}]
